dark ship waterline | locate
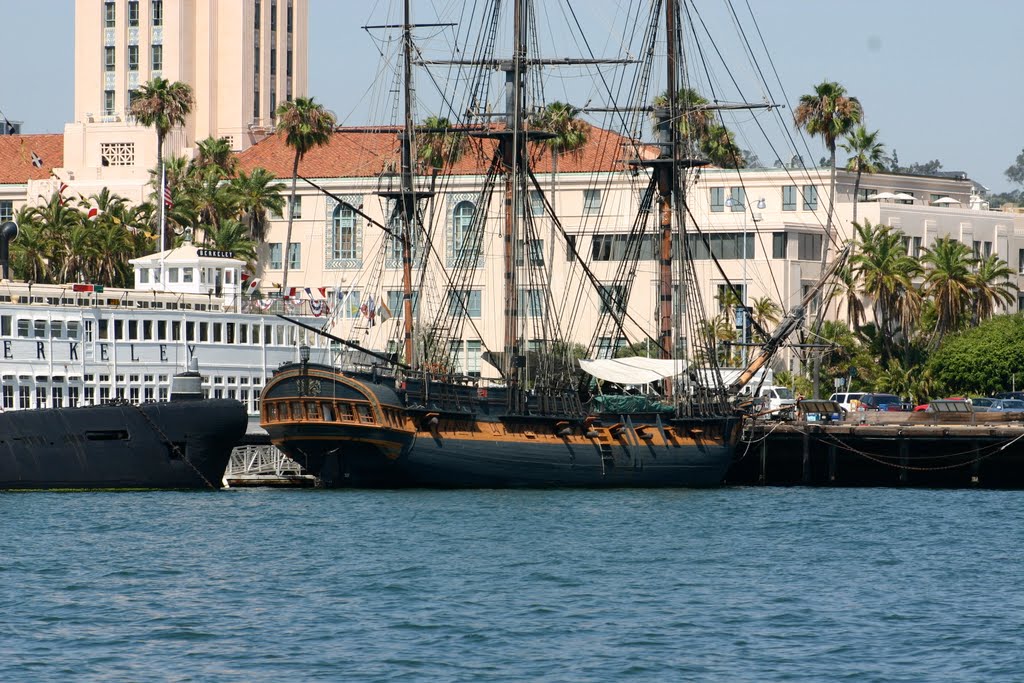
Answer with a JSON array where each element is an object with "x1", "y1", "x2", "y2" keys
[
  {"x1": 0, "y1": 394, "x2": 247, "y2": 490},
  {"x1": 262, "y1": 363, "x2": 738, "y2": 488}
]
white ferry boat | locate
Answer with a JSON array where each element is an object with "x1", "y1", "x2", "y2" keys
[{"x1": 0, "y1": 239, "x2": 332, "y2": 417}]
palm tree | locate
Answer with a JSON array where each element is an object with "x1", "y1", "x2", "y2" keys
[
  {"x1": 793, "y1": 81, "x2": 863, "y2": 268},
  {"x1": 194, "y1": 136, "x2": 237, "y2": 176},
  {"x1": 701, "y1": 124, "x2": 745, "y2": 169},
  {"x1": 970, "y1": 253, "x2": 1018, "y2": 322},
  {"x1": 851, "y1": 220, "x2": 921, "y2": 360},
  {"x1": 9, "y1": 206, "x2": 51, "y2": 283},
  {"x1": 654, "y1": 88, "x2": 714, "y2": 156},
  {"x1": 230, "y1": 168, "x2": 286, "y2": 241},
  {"x1": 919, "y1": 237, "x2": 974, "y2": 339},
  {"x1": 130, "y1": 78, "x2": 195, "y2": 249},
  {"x1": 841, "y1": 125, "x2": 886, "y2": 225},
  {"x1": 749, "y1": 296, "x2": 781, "y2": 342},
  {"x1": 204, "y1": 217, "x2": 257, "y2": 266},
  {"x1": 417, "y1": 115, "x2": 468, "y2": 172},
  {"x1": 275, "y1": 96, "x2": 336, "y2": 295}
]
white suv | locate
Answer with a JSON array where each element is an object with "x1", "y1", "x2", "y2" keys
[{"x1": 828, "y1": 392, "x2": 864, "y2": 412}]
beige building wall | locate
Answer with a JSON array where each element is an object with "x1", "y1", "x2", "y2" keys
[{"x1": 61, "y1": 0, "x2": 308, "y2": 202}]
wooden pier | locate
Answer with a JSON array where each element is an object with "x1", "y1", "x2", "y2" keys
[{"x1": 729, "y1": 403, "x2": 1024, "y2": 488}]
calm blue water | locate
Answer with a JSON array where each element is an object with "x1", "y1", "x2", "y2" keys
[{"x1": 2, "y1": 488, "x2": 1021, "y2": 682}]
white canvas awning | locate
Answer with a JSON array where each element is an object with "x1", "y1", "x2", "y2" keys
[{"x1": 579, "y1": 357, "x2": 687, "y2": 385}]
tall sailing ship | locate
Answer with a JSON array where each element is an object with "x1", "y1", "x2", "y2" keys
[{"x1": 260, "y1": 0, "x2": 838, "y2": 487}]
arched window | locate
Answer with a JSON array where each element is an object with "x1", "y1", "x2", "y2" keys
[
  {"x1": 332, "y1": 205, "x2": 357, "y2": 260},
  {"x1": 452, "y1": 201, "x2": 476, "y2": 262}
]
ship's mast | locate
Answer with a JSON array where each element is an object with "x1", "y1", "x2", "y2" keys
[
  {"x1": 501, "y1": 0, "x2": 528, "y2": 404},
  {"x1": 656, "y1": 0, "x2": 680, "y2": 363},
  {"x1": 399, "y1": 0, "x2": 417, "y2": 367}
]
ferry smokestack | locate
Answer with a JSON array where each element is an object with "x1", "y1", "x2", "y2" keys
[
  {"x1": 0, "y1": 221, "x2": 18, "y2": 280},
  {"x1": 171, "y1": 359, "x2": 205, "y2": 402}
]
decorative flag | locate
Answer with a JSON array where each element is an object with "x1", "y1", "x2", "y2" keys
[
  {"x1": 87, "y1": 207, "x2": 99, "y2": 220},
  {"x1": 163, "y1": 184, "x2": 173, "y2": 209},
  {"x1": 318, "y1": 287, "x2": 327, "y2": 299},
  {"x1": 366, "y1": 296, "x2": 377, "y2": 327},
  {"x1": 30, "y1": 151, "x2": 43, "y2": 168},
  {"x1": 246, "y1": 277, "x2": 261, "y2": 294},
  {"x1": 310, "y1": 300, "x2": 329, "y2": 317},
  {"x1": 377, "y1": 299, "x2": 393, "y2": 323},
  {"x1": 72, "y1": 284, "x2": 104, "y2": 293},
  {"x1": 304, "y1": 287, "x2": 313, "y2": 300}
]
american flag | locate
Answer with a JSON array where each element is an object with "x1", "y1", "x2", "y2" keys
[{"x1": 163, "y1": 184, "x2": 173, "y2": 209}]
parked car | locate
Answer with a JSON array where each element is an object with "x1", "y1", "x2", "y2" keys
[
  {"x1": 993, "y1": 391, "x2": 1024, "y2": 401},
  {"x1": 969, "y1": 397, "x2": 995, "y2": 412},
  {"x1": 857, "y1": 393, "x2": 913, "y2": 412},
  {"x1": 987, "y1": 398, "x2": 1024, "y2": 412},
  {"x1": 828, "y1": 392, "x2": 865, "y2": 412}
]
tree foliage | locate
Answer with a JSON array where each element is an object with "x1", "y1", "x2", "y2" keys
[{"x1": 927, "y1": 315, "x2": 1024, "y2": 396}]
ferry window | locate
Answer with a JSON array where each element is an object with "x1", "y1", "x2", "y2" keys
[
  {"x1": 159, "y1": 388, "x2": 168, "y2": 401},
  {"x1": 2, "y1": 386, "x2": 12, "y2": 409},
  {"x1": 142, "y1": 320, "x2": 152, "y2": 340},
  {"x1": 169, "y1": 267, "x2": 179, "y2": 283},
  {"x1": 782, "y1": 186, "x2": 797, "y2": 211},
  {"x1": 251, "y1": 325, "x2": 260, "y2": 344},
  {"x1": 183, "y1": 267, "x2": 193, "y2": 283},
  {"x1": 157, "y1": 320, "x2": 166, "y2": 340},
  {"x1": 130, "y1": 388, "x2": 140, "y2": 403},
  {"x1": 114, "y1": 319, "x2": 124, "y2": 339},
  {"x1": 239, "y1": 324, "x2": 248, "y2": 344},
  {"x1": 85, "y1": 387, "x2": 95, "y2": 405},
  {"x1": 36, "y1": 387, "x2": 47, "y2": 409},
  {"x1": 172, "y1": 320, "x2": 181, "y2": 340},
  {"x1": 19, "y1": 386, "x2": 30, "y2": 409},
  {"x1": 51, "y1": 321, "x2": 64, "y2": 339},
  {"x1": 186, "y1": 321, "x2": 195, "y2": 341},
  {"x1": 198, "y1": 323, "x2": 208, "y2": 342},
  {"x1": 1, "y1": 315, "x2": 10, "y2": 336},
  {"x1": 17, "y1": 320, "x2": 29, "y2": 337},
  {"x1": 144, "y1": 388, "x2": 154, "y2": 402},
  {"x1": 129, "y1": 320, "x2": 139, "y2": 340},
  {"x1": 213, "y1": 323, "x2": 222, "y2": 343},
  {"x1": 140, "y1": 268, "x2": 149, "y2": 284},
  {"x1": 275, "y1": 324, "x2": 284, "y2": 345},
  {"x1": 99, "y1": 319, "x2": 109, "y2": 340},
  {"x1": 69, "y1": 386, "x2": 80, "y2": 407},
  {"x1": 33, "y1": 320, "x2": 47, "y2": 338},
  {"x1": 226, "y1": 323, "x2": 235, "y2": 344},
  {"x1": 52, "y1": 387, "x2": 64, "y2": 408},
  {"x1": 67, "y1": 321, "x2": 80, "y2": 339}
]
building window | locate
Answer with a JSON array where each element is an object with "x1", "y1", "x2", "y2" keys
[
  {"x1": 128, "y1": 1, "x2": 139, "y2": 26},
  {"x1": 772, "y1": 232, "x2": 787, "y2": 259},
  {"x1": 269, "y1": 243, "x2": 282, "y2": 269},
  {"x1": 685, "y1": 233, "x2": 754, "y2": 260},
  {"x1": 728, "y1": 187, "x2": 745, "y2": 211},
  {"x1": 802, "y1": 185, "x2": 818, "y2": 210},
  {"x1": 598, "y1": 284, "x2": 627, "y2": 315},
  {"x1": 529, "y1": 190, "x2": 544, "y2": 216},
  {"x1": 287, "y1": 0, "x2": 293, "y2": 32},
  {"x1": 972, "y1": 241, "x2": 981, "y2": 259},
  {"x1": 271, "y1": 0, "x2": 278, "y2": 31},
  {"x1": 782, "y1": 186, "x2": 797, "y2": 211},
  {"x1": 710, "y1": 187, "x2": 725, "y2": 212},
  {"x1": 104, "y1": 46, "x2": 116, "y2": 72},
  {"x1": 1018, "y1": 248, "x2": 1024, "y2": 274},
  {"x1": 254, "y1": 0, "x2": 261, "y2": 29},
  {"x1": 451, "y1": 201, "x2": 479, "y2": 264},
  {"x1": 516, "y1": 239, "x2": 544, "y2": 267},
  {"x1": 152, "y1": 44, "x2": 163, "y2": 71},
  {"x1": 287, "y1": 243, "x2": 301, "y2": 270},
  {"x1": 289, "y1": 196, "x2": 301, "y2": 219},
  {"x1": 446, "y1": 290, "x2": 482, "y2": 318},
  {"x1": 331, "y1": 205, "x2": 358, "y2": 259},
  {"x1": 583, "y1": 189, "x2": 602, "y2": 213},
  {"x1": 466, "y1": 340, "x2": 482, "y2": 377},
  {"x1": 518, "y1": 289, "x2": 544, "y2": 317},
  {"x1": 797, "y1": 233, "x2": 823, "y2": 261},
  {"x1": 565, "y1": 234, "x2": 577, "y2": 261},
  {"x1": 386, "y1": 290, "x2": 420, "y2": 317},
  {"x1": 591, "y1": 234, "x2": 656, "y2": 261},
  {"x1": 0, "y1": 201, "x2": 13, "y2": 223},
  {"x1": 337, "y1": 290, "x2": 361, "y2": 318},
  {"x1": 103, "y1": 90, "x2": 116, "y2": 116},
  {"x1": 152, "y1": 0, "x2": 163, "y2": 27},
  {"x1": 105, "y1": 2, "x2": 116, "y2": 28},
  {"x1": 128, "y1": 45, "x2": 139, "y2": 71}
]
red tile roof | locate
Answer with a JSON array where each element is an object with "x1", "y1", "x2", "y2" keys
[
  {"x1": 236, "y1": 124, "x2": 654, "y2": 179},
  {"x1": 0, "y1": 134, "x2": 64, "y2": 183}
]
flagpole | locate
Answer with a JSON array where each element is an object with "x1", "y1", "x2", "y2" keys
[{"x1": 159, "y1": 162, "x2": 166, "y2": 252}]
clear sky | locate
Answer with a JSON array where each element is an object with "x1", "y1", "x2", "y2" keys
[{"x1": 2, "y1": 1, "x2": 1021, "y2": 191}]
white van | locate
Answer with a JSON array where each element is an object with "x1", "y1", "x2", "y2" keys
[
  {"x1": 828, "y1": 392, "x2": 864, "y2": 412},
  {"x1": 739, "y1": 384, "x2": 797, "y2": 416}
]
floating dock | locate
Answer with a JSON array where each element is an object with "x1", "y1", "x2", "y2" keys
[{"x1": 730, "y1": 402, "x2": 1024, "y2": 488}]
